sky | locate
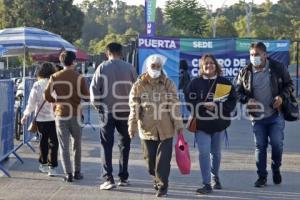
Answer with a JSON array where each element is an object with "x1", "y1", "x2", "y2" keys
[{"x1": 74, "y1": 0, "x2": 279, "y2": 10}]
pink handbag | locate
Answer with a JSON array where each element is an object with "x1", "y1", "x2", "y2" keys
[{"x1": 175, "y1": 133, "x2": 191, "y2": 175}]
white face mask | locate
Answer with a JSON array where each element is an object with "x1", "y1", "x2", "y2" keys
[
  {"x1": 148, "y1": 69, "x2": 161, "y2": 79},
  {"x1": 250, "y1": 56, "x2": 262, "y2": 66}
]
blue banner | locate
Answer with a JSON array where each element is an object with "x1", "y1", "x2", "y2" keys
[
  {"x1": 139, "y1": 36, "x2": 291, "y2": 84},
  {"x1": 139, "y1": 48, "x2": 180, "y2": 86},
  {"x1": 145, "y1": 0, "x2": 156, "y2": 36}
]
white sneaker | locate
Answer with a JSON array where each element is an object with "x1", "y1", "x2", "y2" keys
[
  {"x1": 48, "y1": 167, "x2": 58, "y2": 177},
  {"x1": 39, "y1": 164, "x2": 49, "y2": 173},
  {"x1": 100, "y1": 180, "x2": 116, "y2": 190},
  {"x1": 118, "y1": 179, "x2": 130, "y2": 186}
]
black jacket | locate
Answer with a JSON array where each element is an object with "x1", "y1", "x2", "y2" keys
[
  {"x1": 179, "y1": 70, "x2": 191, "y2": 92},
  {"x1": 236, "y1": 58, "x2": 294, "y2": 106},
  {"x1": 185, "y1": 76, "x2": 237, "y2": 134}
]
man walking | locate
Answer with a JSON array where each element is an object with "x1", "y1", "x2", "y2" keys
[
  {"x1": 236, "y1": 42, "x2": 294, "y2": 187},
  {"x1": 90, "y1": 42, "x2": 137, "y2": 190},
  {"x1": 44, "y1": 51, "x2": 89, "y2": 182}
]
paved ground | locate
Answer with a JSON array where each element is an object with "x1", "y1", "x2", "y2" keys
[{"x1": 1, "y1": 110, "x2": 300, "y2": 200}]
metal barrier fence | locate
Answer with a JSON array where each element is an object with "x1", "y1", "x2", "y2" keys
[
  {"x1": 0, "y1": 78, "x2": 36, "y2": 177},
  {"x1": 0, "y1": 79, "x2": 21, "y2": 177},
  {"x1": 82, "y1": 75, "x2": 95, "y2": 130},
  {"x1": 22, "y1": 78, "x2": 36, "y2": 151},
  {"x1": 0, "y1": 67, "x2": 36, "y2": 79}
]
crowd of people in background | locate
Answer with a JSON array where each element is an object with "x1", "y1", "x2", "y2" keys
[{"x1": 20, "y1": 41, "x2": 294, "y2": 198}]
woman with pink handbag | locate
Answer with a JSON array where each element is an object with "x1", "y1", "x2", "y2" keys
[
  {"x1": 128, "y1": 55, "x2": 184, "y2": 197},
  {"x1": 185, "y1": 54, "x2": 237, "y2": 194}
]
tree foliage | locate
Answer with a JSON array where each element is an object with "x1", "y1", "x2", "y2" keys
[
  {"x1": 0, "y1": 0, "x2": 84, "y2": 42},
  {"x1": 164, "y1": 0, "x2": 207, "y2": 37},
  {"x1": 206, "y1": 16, "x2": 238, "y2": 38},
  {"x1": 80, "y1": 0, "x2": 145, "y2": 50}
]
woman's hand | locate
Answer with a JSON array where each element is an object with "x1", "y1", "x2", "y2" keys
[
  {"x1": 204, "y1": 102, "x2": 216, "y2": 111},
  {"x1": 129, "y1": 131, "x2": 135, "y2": 139},
  {"x1": 21, "y1": 116, "x2": 27, "y2": 125},
  {"x1": 177, "y1": 128, "x2": 184, "y2": 135}
]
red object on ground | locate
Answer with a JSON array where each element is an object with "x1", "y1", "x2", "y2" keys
[
  {"x1": 32, "y1": 49, "x2": 89, "y2": 62},
  {"x1": 175, "y1": 133, "x2": 191, "y2": 175}
]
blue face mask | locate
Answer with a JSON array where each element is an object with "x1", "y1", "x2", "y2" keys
[{"x1": 250, "y1": 56, "x2": 262, "y2": 66}]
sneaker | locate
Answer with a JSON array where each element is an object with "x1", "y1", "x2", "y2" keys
[
  {"x1": 196, "y1": 184, "x2": 213, "y2": 194},
  {"x1": 212, "y1": 176, "x2": 222, "y2": 190},
  {"x1": 100, "y1": 180, "x2": 116, "y2": 190},
  {"x1": 63, "y1": 173, "x2": 73, "y2": 182},
  {"x1": 273, "y1": 171, "x2": 282, "y2": 185},
  {"x1": 254, "y1": 177, "x2": 267, "y2": 187},
  {"x1": 39, "y1": 164, "x2": 49, "y2": 173},
  {"x1": 153, "y1": 183, "x2": 158, "y2": 191},
  {"x1": 156, "y1": 188, "x2": 168, "y2": 197},
  {"x1": 118, "y1": 179, "x2": 129, "y2": 186},
  {"x1": 74, "y1": 171, "x2": 84, "y2": 180},
  {"x1": 48, "y1": 167, "x2": 58, "y2": 177}
]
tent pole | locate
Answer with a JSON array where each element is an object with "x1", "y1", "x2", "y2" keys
[
  {"x1": 297, "y1": 41, "x2": 299, "y2": 97},
  {"x1": 23, "y1": 46, "x2": 26, "y2": 77},
  {"x1": 6, "y1": 57, "x2": 9, "y2": 69}
]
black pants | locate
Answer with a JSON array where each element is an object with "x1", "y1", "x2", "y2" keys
[
  {"x1": 36, "y1": 121, "x2": 58, "y2": 167},
  {"x1": 142, "y1": 138, "x2": 173, "y2": 190},
  {"x1": 100, "y1": 112, "x2": 131, "y2": 181}
]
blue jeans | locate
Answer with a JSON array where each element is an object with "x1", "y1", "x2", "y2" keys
[
  {"x1": 99, "y1": 112, "x2": 131, "y2": 181},
  {"x1": 195, "y1": 130, "x2": 224, "y2": 185},
  {"x1": 252, "y1": 113, "x2": 285, "y2": 178}
]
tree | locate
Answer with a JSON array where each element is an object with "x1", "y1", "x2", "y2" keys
[
  {"x1": 206, "y1": 16, "x2": 238, "y2": 38},
  {"x1": 273, "y1": 0, "x2": 300, "y2": 40},
  {"x1": 79, "y1": 1, "x2": 145, "y2": 52},
  {"x1": 0, "y1": 0, "x2": 84, "y2": 42},
  {"x1": 88, "y1": 33, "x2": 126, "y2": 54},
  {"x1": 124, "y1": 5, "x2": 145, "y2": 34},
  {"x1": 80, "y1": 1, "x2": 107, "y2": 47},
  {"x1": 164, "y1": 0, "x2": 207, "y2": 37}
]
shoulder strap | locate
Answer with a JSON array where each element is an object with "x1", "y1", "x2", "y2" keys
[
  {"x1": 34, "y1": 100, "x2": 46, "y2": 120},
  {"x1": 204, "y1": 78, "x2": 217, "y2": 102}
]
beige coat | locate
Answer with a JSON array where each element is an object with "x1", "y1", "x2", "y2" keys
[{"x1": 128, "y1": 73, "x2": 184, "y2": 141}]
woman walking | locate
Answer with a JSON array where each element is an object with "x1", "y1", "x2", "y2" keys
[
  {"x1": 128, "y1": 55, "x2": 184, "y2": 197},
  {"x1": 185, "y1": 54, "x2": 237, "y2": 194},
  {"x1": 21, "y1": 62, "x2": 58, "y2": 176}
]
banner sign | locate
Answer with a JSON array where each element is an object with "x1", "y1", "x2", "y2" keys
[
  {"x1": 145, "y1": 0, "x2": 156, "y2": 36},
  {"x1": 180, "y1": 38, "x2": 235, "y2": 52},
  {"x1": 138, "y1": 36, "x2": 290, "y2": 83},
  {"x1": 138, "y1": 37, "x2": 180, "y2": 85}
]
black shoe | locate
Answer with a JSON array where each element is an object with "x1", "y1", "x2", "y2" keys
[
  {"x1": 63, "y1": 173, "x2": 73, "y2": 182},
  {"x1": 74, "y1": 171, "x2": 83, "y2": 180},
  {"x1": 254, "y1": 177, "x2": 267, "y2": 187},
  {"x1": 156, "y1": 188, "x2": 168, "y2": 197},
  {"x1": 212, "y1": 177, "x2": 222, "y2": 189},
  {"x1": 196, "y1": 184, "x2": 213, "y2": 194},
  {"x1": 273, "y1": 171, "x2": 282, "y2": 185}
]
